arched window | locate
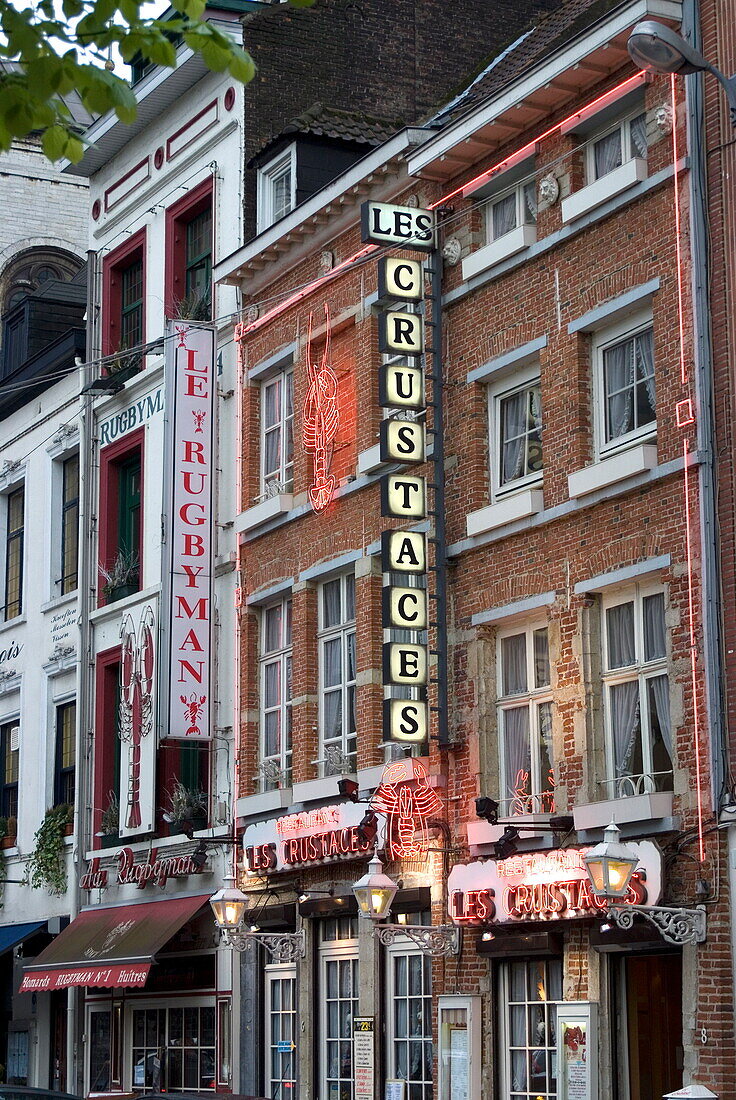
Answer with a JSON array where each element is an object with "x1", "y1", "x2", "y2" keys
[{"x1": 1, "y1": 247, "x2": 83, "y2": 318}]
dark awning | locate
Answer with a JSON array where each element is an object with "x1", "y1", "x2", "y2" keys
[
  {"x1": 0, "y1": 921, "x2": 46, "y2": 956},
  {"x1": 20, "y1": 894, "x2": 209, "y2": 992}
]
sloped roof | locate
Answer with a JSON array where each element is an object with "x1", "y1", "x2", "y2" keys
[
  {"x1": 434, "y1": 0, "x2": 625, "y2": 124},
  {"x1": 250, "y1": 103, "x2": 403, "y2": 165}
]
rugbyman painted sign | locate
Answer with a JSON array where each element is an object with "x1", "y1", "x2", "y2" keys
[{"x1": 162, "y1": 322, "x2": 216, "y2": 741}]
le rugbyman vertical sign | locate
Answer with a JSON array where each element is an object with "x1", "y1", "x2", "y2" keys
[{"x1": 161, "y1": 322, "x2": 216, "y2": 741}]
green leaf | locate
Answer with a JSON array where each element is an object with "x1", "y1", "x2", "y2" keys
[
  {"x1": 42, "y1": 124, "x2": 70, "y2": 161},
  {"x1": 287, "y1": 0, "x2": 315, "y2": 6},
  {"x1": 174, "y1": 0, "x2": 206, "y2": 20},
  {"x1": 227, "y1": 45, "x2": 255, "y2": 83}
]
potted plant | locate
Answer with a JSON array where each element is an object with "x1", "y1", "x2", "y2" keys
[
  {"x1": 99, "y1": 550, "x2": 139, "y2": 603},
  {"x1": 172, "y1": 289, "x2": 211, "y2": 322},
  {"x1": 25, "y1": 804, "x2": 73, "y2": 896},
  {"x1": 165, "y1": 779, "x2": 208, "y2": 836},
  {"x1": 99, "y1": 791, "x2": 120, "y2": 848},
  {"x1": 0, "y1": 816, "x2": 17, "y2": 850}
]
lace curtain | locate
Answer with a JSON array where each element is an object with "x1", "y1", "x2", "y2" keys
[{"x1": 503, "y1": 707, "x2": 532, "y2": 802}]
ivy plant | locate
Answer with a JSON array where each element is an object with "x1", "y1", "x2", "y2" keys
[
  {"x1": 0, "y1": 0, "x2": 314, "y2": 161},
  {"x1": 25, "y1": 804, "x2": 73, "y2": 896}
]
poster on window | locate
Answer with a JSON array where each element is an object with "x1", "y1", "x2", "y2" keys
[
  {"x1": 556, "y1": 1003, "x2": 597, "y2": 1100},
  {"x1": 161, "y1": 321, "x2": 216, "y2": 741},
  {"x1": 118, "y1": 603, "x2": 157, "y2": 837}
]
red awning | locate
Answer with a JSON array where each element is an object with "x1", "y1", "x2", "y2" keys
[{"x1": 20, "y1": 894, "x2": 209, "y2": 992}]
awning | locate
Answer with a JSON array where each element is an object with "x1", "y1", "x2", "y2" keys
[
  {"x1": 20, "y1": 894, "x2": 209, "y2": 992},
  {"x1": 0, "y1": 921, "x2": 45, "y2": 956}
]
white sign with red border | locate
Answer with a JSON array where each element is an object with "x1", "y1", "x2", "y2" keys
[{"x1": 162, "y1": 322, "x2": 216, "y2": 741}]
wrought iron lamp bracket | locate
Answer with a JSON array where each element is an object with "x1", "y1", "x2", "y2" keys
[
  {"x1": 607, "y1": 904, "x2": 706, "y2": 945},
  {"x1": 374, "y1": 923, "x2": 459, "y2": 956},
  {"x1": 220, "y1": 927, "x2": 306, "y2": 962}
]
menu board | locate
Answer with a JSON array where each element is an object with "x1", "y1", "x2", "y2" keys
[
  {"x1": 353, "y1": 1017, "x2": 374, "y2": 1100},
  {"x1": 556, "y1": 1004, "x2": 597, "y2": 1100}
]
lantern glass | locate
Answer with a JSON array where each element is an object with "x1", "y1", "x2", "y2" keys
[
  {"x1": 210, "y1": 878, "x2": 248, "y2": 930},
  {"x1": 583, "y1": 822, "x2": 640, "y2": 901},
  {"x1": 352, "y1": 854, "x2": 399, "y2": 921}
]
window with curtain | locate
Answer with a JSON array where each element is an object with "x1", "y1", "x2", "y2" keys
[
  {"x1": 589, "y1": 110, "x2": 647, "y2": 182},
  {"x1": 487, "y1": 180, "x2": 537, "y2": 243},
  {"x1": 489, "y1": 371, "x2": 543, "y2": 498},
  {"x1": 60, "y1": 453, "x2": 79, "y2": 594},
  {"x1": 499, "y1": 958, "x2": 563, "y2": 1100},
  {"x1": 386, "y1": 946, "x2": 433, "y2": 1100},
  {"x1": 599, "y1": 324, "x2": 655, "y2": 449},
  {"x1": 4, "y1": 485, "x2": 24, "y2": 620},
  {"x1": 497, "y1": 624, "x2": 555, "y2": 816},
  {"x1": 0, "y1": 720, "x2": 19, "y2": 820},
  {"x1": 319, "y1": 574, "x2": 356, "y2": 774},
  {"x1": 261, "y1": 368, "x2": 294, "y2": 498},
  {"x1": 257, "y1": 148, "x2": 296, "y2": 233},
  {"x1": 265, "y1": 966, "x2": 296, "y2": 1100},
  {"x1": 603, "y1": 587, "x2": 672, "y2": 797},
  {"x1": 260, "y1": 598, "x2": 292, "y2": 790}
]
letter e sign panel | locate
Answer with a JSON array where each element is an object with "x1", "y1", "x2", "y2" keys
[{"x1": 162, "y1": 321, "x2": 216, "y2": 741}]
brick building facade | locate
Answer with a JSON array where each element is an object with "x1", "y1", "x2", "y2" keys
[{"x1": 218, "y1": 0, "x2": 736, "y2": 1096}]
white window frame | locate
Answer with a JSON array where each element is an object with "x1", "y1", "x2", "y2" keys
[
  {"x1": 593, "y1": 310, "x2": 656, "y2": 459},
  {"x1": 497, "y1": 957, "x2": 564, "y2": 1100},
  {"x1": 585, "y1": 107, "x2": 648, "y2": 184},
  {"x1": 264, "y1": 963, "x2": 296, "y2": 1100},
  {"x1": 485, "y1": 178, "x2": 537, "y2": 244},
  {"x1": 438, "y1": 995, "x2": 482, "y2": 1100},
  {"x1": 260, "y1": 367, "x2": 294, "y2": 499},
  {"x1": 259, "y1": 597, "x2": 292, "y2": 791},
  {"x1": 123, "y1": 995, "x2": 217, "y2": 1093},
  {"x1": 257, "y1": 145, "x2": 297, "y2": 233},
  {"x1": 488, "y1": 364, "x2": 543, "y2": 501},
  {"x1": 384, "y1": 938, "x2": 433, "y2": 1100},
  {"x1": 319, "y1": 931, "x2": 359, "y2": 1100},
  {"x1": 318, "y1": 573, "x2": 357, "y2": 775},
  {"x1": 601, "y1": 583, "x2": 672, "y2": 798},
  {"x1": 496, "y1": 621, "x2": 555, "y2": 817},
  {"x1": 0, "y1": 477, "x2": 25, "y2": 624}
]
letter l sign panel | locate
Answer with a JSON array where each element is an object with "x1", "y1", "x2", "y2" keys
[{"x1": 161, "y1": 321, "x2": 216, "y2": 741}]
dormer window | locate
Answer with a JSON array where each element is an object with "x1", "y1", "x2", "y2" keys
[{"x1": 257, "y1": 146, "x2": 296, "y2": 233}]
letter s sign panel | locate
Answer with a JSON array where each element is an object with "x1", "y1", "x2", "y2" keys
[{"x1": 162, "y1": 321, "x2": 216, "y2": 741}]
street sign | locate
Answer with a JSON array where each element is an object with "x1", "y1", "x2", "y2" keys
[{"x1": 277, "y1": 1040, "x2": 294, "y2": 1053}]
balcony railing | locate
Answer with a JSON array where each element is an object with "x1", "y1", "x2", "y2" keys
[{"x1": 600, "y1": 771, "x2": 674, "y2": 798}]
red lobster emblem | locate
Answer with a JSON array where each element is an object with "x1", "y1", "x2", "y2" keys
[
  {"x1": 303, "y1": 305, "x2": 339, "y2": 513},
  {"x1": 372, "y1": 761, "x2": 443, "y2": 859},
  {"x1": 119, "y1": 606, "x2": 155, "y2": 830},
  {"x1": 180, "y1": 693, "x2": 206, "y2": 737}
]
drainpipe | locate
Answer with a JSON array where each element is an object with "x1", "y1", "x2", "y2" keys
[
  {"x1": 684, "y1": 0, "x2": 736, "y2": 1062},
  {"x1": 67, "y1": 247, "x2": 100, "y2": 1095}
]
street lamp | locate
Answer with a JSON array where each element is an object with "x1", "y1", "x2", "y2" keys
[
  {"x1": 583, "y1": 823, "x2": 706, "y2": 945},
  {"x1": 351, "y1": 852, "x2": 459, "y2": 956},
  {"x1": 627, "y1": 20, "x2": 736, "y2": 126},
  {"x1": 210, "y1": 875, "x2": 305, "y2": 962}
]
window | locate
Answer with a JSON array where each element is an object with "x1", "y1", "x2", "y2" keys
[
  {"x1": 265, "y1": 966, "x2": 296, "y2": 1100},
  {"x1": 165, "y1": 180, "x2": 213, "y2": 319},
  {"x1": 499, "y1": 958, "x2": 563, "y2": 1099},
  {"x1": 320, "y1": 918, "x2": 358, "y2": 1100},
  {"x1": 588, "y1": 110, "x2": 647, "y2": 182},
  {"x1": 102, "y1": 230, "x2": 146, "y2": 356},
  {"x1": 497, "y1": 624, "x2": 555, "y2": 815},
  {"x1": 489, "y1": 369, "x2": 542, "y2": 498},
  {"x1": 319, "y1": 574, "x2": 356, "y2": 774},
  {"x1": 54, "y1": 700, "x2": 76, "y2": 807},
  {"x1": 0, "y1": 720, "x2": 19, "y2": 820},
  {"x1": 602, "y1": 586, "x2": 672, "y2": 796},
  {"x1": 257, "y1": 147, "x2": 296, "y2": 233},
  {"x1": 131, "y1": 1004, "x2": 215, "y2": 1091},
  {"x1": 120, "y1": 257, "x2": 144, "y2": 351},
  {"x1": 261, "y1": 369, "x2": 294, "y2": 497},
  {"x1": 93, "y1": 652, "x2": 122, "y2": 845},
  {"x1": 4, "y1": 485, "x2": 24, "y2": 620},
  {"x1": 386, "y1": 946, "x2": 433, "y2": 1100},
  {"x1": 259, "y1": 598, "x2": 292, "y2": 790},
  {"x1": 60, "y1": 453, "x2": 79, "y2": 594},
  {"x1": 487, "y1": 180, "x2": 537, "y2": 243},
  {"x1": 99, "y1": 433, "x2": 144, "y2": 606},
  {"x1": 597, "y1": 321, "x2": 655, "y2": 453}
]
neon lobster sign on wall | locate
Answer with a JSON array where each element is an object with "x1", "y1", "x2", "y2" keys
[
  {"x1": 303, "y1": 304, "x2": 339, "y2": 513},
  {"x1": 372, "y1": 760, "x2": 443, "y2": 860}
]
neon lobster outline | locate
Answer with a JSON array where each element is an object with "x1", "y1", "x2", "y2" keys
[
  {"x1": 119, "y1": 605, "x2": 155, "y2": 830},
  {"x1": 303, "y1": 304, "x2": 339, "y2": 513},
  {"x1": 372, "y1": 760, "x2": 443, "y2": 859}
]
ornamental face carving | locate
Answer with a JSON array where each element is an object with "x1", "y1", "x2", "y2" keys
[
  {"x1": 539, "y1": 174, "x2": 560, "y2": 207},
  {"x1": 442, "y1": 237, "x2": 462, "y2": 266}
]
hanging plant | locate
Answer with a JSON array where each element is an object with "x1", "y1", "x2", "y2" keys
[{"x1": 26, "y1": 804, "x2": 73, "y2": 896}]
